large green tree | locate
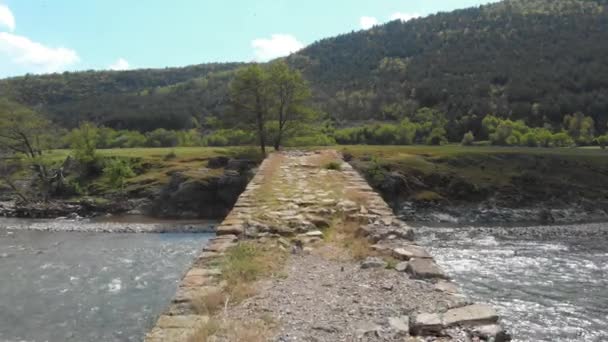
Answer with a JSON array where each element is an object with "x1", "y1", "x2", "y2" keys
[
  {"x1": 267, "y1": 61, "x2": 313, "y2": 150},
  {"x1": 230, "y1": 64, "x2": 271, "y2": 155},
  {"x1": 0, "y1": 99, "x2": 56, "y2": 200},
  {"x1": 230, "y1": 62, "x2": 314, "y2": 154}
]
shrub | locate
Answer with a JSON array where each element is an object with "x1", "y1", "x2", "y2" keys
[
  {"x1": 522, "y1": 132, "x2": 539, "y2": 147},
  {"x1": 145, "y1": 128, "x2": 179, "y2": 147},
  {"x1": 163, "y1": 151, "x2": 177, "y2": 160},
  {"x1": 461, "y1": 131, "x2": 475, "y2": 146},
  {"x1": 103, "y1": 159, "x2": 135, "y2": 192},
  {"x1": 70, "y1": 122, "x2": 99, "y2": 165},
  {"x1": 596, "y1": 135, "x2": 608, "y2": 149},
  {"x1": 204, "y1": 129, "x2": 255, "y2": 146},
  {"x1": 551, "y1": 132, "x2": 575, "y2": 147},
  {"x1": 324, "y1": 161, "x2": 342, "y2": 171}
]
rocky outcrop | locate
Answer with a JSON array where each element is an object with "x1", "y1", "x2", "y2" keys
[{"x1": 145, "y1": 164, "x2": 255, "y2": 219}]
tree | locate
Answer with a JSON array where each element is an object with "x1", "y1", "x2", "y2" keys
[
  {"x1": 103, "y1": 159, "x2": 135, "y2": 193},
  {"x1": 0, "y1": 99, "x2": 56, "y2": 199},
  {"x1": 267, "y1": 61, "x2": 313, "y2": 150},
  {"x1": 563, "y1": 112, "x2": 595, "y2": 146},
  {"x1": 69, "y1": 122, "x2": 99, "y2": 165},
  {"x1": 462, "y1": 131, "x2": 475, "y2": 145},
  {"x1": 230, "y1": 65, "x2": 271, "y2": 155},
  {"x1": 0, "y1": 99, "x2": 51, "y2": 160}
]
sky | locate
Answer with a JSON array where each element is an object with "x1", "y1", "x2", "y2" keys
[{"x1": 0, "y1": 0, "x2": 499, "y2": 78}]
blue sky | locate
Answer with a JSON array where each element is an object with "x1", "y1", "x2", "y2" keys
[{"x1": 0, "y1": 0, "x2": 498, "y2": 78}]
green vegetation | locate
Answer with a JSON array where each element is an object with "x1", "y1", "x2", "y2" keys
[
  {"x1": 230, "y1": 61, "x2": 316, "y2": 154},
  {"x1": 323, "y1": 161, "x2": 342, "y2": 171},
  {"x1": 344, "y1": 145, "x2": 608, "y2": 209},
  {"x1": 2, "y1": 0, "x2": 607, "y2": 147}
]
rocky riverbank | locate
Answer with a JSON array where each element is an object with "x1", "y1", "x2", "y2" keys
[
  {"x1": 0, "y1": 155, "x2": 258, "y2": 220},
  {"x1": 0, "y1": 216, "x2": 217, "y2": 234},
  {"x1": 344, "y1": 146, "x2": 608, "y2": 226},
  {"x1": 395, "y1": 202, "x2": 608, "y2": 225}
]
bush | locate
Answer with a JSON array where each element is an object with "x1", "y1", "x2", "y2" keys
[
  {"x1": 522, "y1": 132, "x2": 538, "y2": 147},
  {"x1": 70, "y1": 122, "x2": 99, "y2": 165},
  {"x1": 324, "y1": 162, "x2": 342, "y2": 171},
  {"x1": 145, "y1": 128, "x2": 179, "y2": 147},
  {"x1": 103, "y1": 159, "x2": 135, "y2": 192},
  {"x1": 461, "y1": 131, "x2": 475, "y2": 146},
  {"x1": 163, "y1": 151, "x2": 177, "y2": 160},
  {"x1": 596, "y1": 135, "x2": 608, "y2": 149},
  {"x1": 551, "y1": 132, "x2": 574, "y2": 147},
  {"x1": 204, "y1": 129, "x2": 255, "y2": 146},
  {"x1": 285, "y1": 133, "x2": 336, "y2": 147}
]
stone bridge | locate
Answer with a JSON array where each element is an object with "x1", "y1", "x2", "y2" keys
[{"x1": 146, "y1": 150, "x2": 509, "y2": 341}]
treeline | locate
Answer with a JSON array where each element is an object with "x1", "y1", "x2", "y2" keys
[{"x1": 58, "y1": 108, "x2": 608, "y2": 149}]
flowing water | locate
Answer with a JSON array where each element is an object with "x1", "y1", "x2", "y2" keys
[
  {"x1": 0, "y1": 219, "x2": 214, "y2": 342},
  {"x1": 414, "y1": 222, "x2": 608, "y2": 342}
]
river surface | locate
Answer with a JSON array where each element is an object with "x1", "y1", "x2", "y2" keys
[
  {"x1": 0, "y1": 219, "x2": 214, "y2": 342},
  {"x1": 414, "y1": 222, "x2": 608, "y2": 342}
]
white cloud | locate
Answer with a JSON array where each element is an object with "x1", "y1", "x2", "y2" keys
[
  {"x1": 0, "y1": 32, "x2": 79, "y2": 73},
  {"x1": 109, "y1": 57, "x2": 130, "y2": 71},
  {"x1": 0, "y1": 4, "x2": 15, "y2": 32},
  {"x1": 360, "y1": 16, "x2": 379, "y2": 30},
  {"x1": 251, "y1": 34, "x2": 304, "y2": 61},
  {"x1": 389, "y1": 12, "x2": 421, "y2": 22}
]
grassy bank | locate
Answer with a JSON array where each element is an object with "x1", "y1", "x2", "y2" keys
[
  {"x1": 0, "y1": 146, "x2": 264, "y2": 218},
  {"x1": 339, "y1": 145, "x2": 608, "y2": 212}
]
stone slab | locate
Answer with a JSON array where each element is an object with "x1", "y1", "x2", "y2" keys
[
  {"x1": 443, "y1": 304, "x2": 499, "y2": 327},
  {"x1": 406, "y1": 258, "x2": 448, "y2": 280}
]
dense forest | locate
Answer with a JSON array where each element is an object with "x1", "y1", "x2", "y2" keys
[{"x1": 1, "y1": 0, "x2": 608, "y2": 142}]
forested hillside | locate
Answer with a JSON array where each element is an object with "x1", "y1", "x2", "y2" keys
[{"x1": 1, "y1": 0, "x2": 608, "y2": 140}]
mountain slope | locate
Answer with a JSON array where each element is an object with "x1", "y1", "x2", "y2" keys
[
  {"x1": 1, "y1": 0, "x2": 607, "y2": 139},
  {"x1": 290, "y1": 0, "x2": 608, "y2": 138}
]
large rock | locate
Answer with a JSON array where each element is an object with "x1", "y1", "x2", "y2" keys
[
  {"x1": 361, "y1": 257, "x2": 388, "y2": 269},
  {"x1": 443, "y1": 304, "x2": 499, "y2": 327},
  {"x1": 472, "y1": 324, "x2": 511, "y2": 342},
  {"x1": 406, "y1": 258, "x2": 448, "y2": 280},
  {"x1": 411, "y1": 313, "x2": 442, "y2": 335},
  {"x1": 434, "y1": 280, "x2": 460, "y2": 294},
  {"x1": 392, "y1": 245, "x2": 432, "y2": 260}
]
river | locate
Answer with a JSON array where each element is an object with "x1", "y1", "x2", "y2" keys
[
  {"x1": 414, "y1": 222, "x2": 608, "y2": 342},
  {"x1": 0, "y1": 219, "x2": 214, "y2": 342}
]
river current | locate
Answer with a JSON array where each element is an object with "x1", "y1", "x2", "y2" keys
[
  {"x1": 414, "y1": 222, "x2": 608, "y2": 342},
  {"x1": 0, "y1": 220, "x2": 213, "y2": 342}
]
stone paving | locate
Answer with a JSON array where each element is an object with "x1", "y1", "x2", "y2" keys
[{"x1": 145, "y1": 150, "x2": 509, "y2": 342}]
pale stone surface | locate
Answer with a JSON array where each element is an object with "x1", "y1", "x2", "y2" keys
[
  {"x1": 443, "y1": 304, "x2": 499, "y2": 327},
  {"x1": 473, "y1": 324, "x2": 510, "y2": 342},
  {"x1": 388, "y1": 316, "x2": 410, "y2": 334},
  {"x1": 412, "y1": 313, "x2": 442, "y2": 335},
  {"x1": 406, "y1": 258, "x2": 448, "y2": 279},
  {"x1": 395, "y1": 261, "x2": 409, "y2": 272},
  {"x1": 216, "y1": 224, "x2": 243, "y2": 235},
  {"x1": 434, "y1": 280, "x2": 460, "y2": 294},
  {"x1": 156, "y1": 314, "x2": 208, "y2": 328}
]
